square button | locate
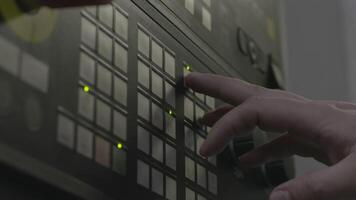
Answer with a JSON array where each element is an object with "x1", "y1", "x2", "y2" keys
[
  {"x1": 206, "y1": 96, "x2": 215, "y2": 109},
  {"x1": 112, "y1": 148, "x2": 127, "y2": 175},
  {"x1": 208, "y1": 171, "x2": 218, "y2": 195},
  {"x1": 195, "y1": 105, "x2": 205, "y2": 121},
  {"x1": 98, "y1": 5, "x2": 113, "y2": 28},
  {"x1": 165, "y1": 82, "x2": 175, "y2": 107},
  {"x1": 197, "y1": 194, "x2": 207, "y2": 200},
  {"x1": 114, "y1": 42, "x2": 128, "y2": 73},
  {"x1": 97, "y1": 64, "x2": 112, "y2": 96},
  {"x1": 185, "y1": 187, "x2": 196, "y2": 200},
  {"x1": 196, "y1": 134, "x2": 205, "y2": 156},
  {"x1": 0, "y1": 35, "x2": 20, "y2": 76},
  {"x1": 185, "y1": 156, "x2": 195, "y2": 181},
  {"x1": 197, "y1": 164, "x2": 207, "y2": 189},
  {"x1": 76, "y1": 125, "x2": 94, "y2": 159},
  {"x1": 79, "y1": 52, "x2": 95, "y2": 84},
  {"x1": 166, "y1": 176, "x2": 177, "y2": 200},
  {"x1": 113, "y1": 110, "x2": 127, "y2": 141},
  {"x1": 185, "y1": 126, "x2": 195, "y2": 152},
  {"x1": 151, "y1": 168, "x2": 164, "y2": 196},
  {"x1": 95, "y1": 136, "x2": 111, "y2": 168},
  {"x1": 138, "y1": 60, "x2": 150, "y2": 89},
  {"x1": 202, "y1": 7, "x2": 212, "y2": 31},
  {"x1": 78, "y1": 88, "x2": 95, "y2": 121},
  {"x1": 184, "y1": 96, "x2": 194, "y2": 121},
  {"x1": 151, "y1": 40, "x2": 163, "y2": 68},
  {"x1": 114, "y1": 76, "x2": 127, "y2": 106},
  {"x1": 137, "y1": 93, "x2": 150, "y2": 121},
  {"x1": 81, "y1": 17, "x2": 96, "y2": 49},
  {"x1": 208, "y1": 156, "x2": 217, "y2": 166},
  {"x1": 202, "y1": 0, "x2": 211, "y2": 7},
  {"x1": 98, "y1": 30, "x2": 113, "y2": 62},
  {"x1": 137, "y1": 160, "x2": 150, "y2": 189},
  {"x1": 137, "y1": 126, "x2": 150, "y2": 154},
  {"x1": 165, "y1": 113, "x2": 176, "y2": 139},
  {"x1": 164, "y1": 51, "x2": 175, "y2": 78},
  {"x1": 138, "y1": 29, "x2": 150, "y2": 58},
  {"x1": 21, "y1": 53, "x2": 49, "y2": 93},
  {"x1": 151, "y1": 103, "x2": 163, "y2": 130},
  {"x1": 85, "y1": 6, "x2": 97, "y2": 16},
  {"x1": 57, "y1": 114, "x2": 75, "y2": 149},
  {"x1": 151, "y1": 134, "x2": 163, "y2": 163},
  {"x1": 115, "y1": 10, "x2": 128, "y2": 40},
  {"x1": 151, "y1": 70, "x2": 163, "y2": 98},
  {"x1": 96, "y1": 99, "x2": 112, "y2": 131},
  {"x1": 185, "y1": 0, "x2": 195, "y2": 14},
  {"x1": 196, "y1": 92, "x2": 205, "y2": 103},
  {"x1": 165, "y1": 144, "x2": 176, "y2": 170}
]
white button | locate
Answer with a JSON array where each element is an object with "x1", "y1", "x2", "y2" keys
[
  {"x1": 166, "y1": 176, "x2": 177, "y2": 200},
  {"x1": 114, "y1": 42, "x2": 128, "y2": 73},
  {"x1": 185, "y1": 0, "x2": 195, "y2": 14},
  {"x1": 76, "y1": 125, "x2": 94, "y2": 159},
  {"x1": 96, "y1": 99, "x2": 112, "y2": 131},
  {"x1": 151, "y1": 103, "x2": 163, "y2": 130},
  {"x1": 79, "y1": 52, "x2": 96, "y2": 84},
  {"x1": 137, "y1": 126, "x2": 150, "y2": 154},
  {"x1": 208, "y1": 171, "x2": 218, "y2": 195},
  {"x1": 81, "y1": 17, "x2": 96, "y2": 49},
  {"x1": 97, "y1": 64, "x2": 112, "y2": 96},
  {"x1": 115, "y1": 9, "x2": 128, "y2": 40},
  {"x1": 185, "y1": 156, "x2": 195, "y2": 181},
  {"x1": 98, "y1": 30, "x2": 113, "y2": 62},
  {"x1": 165, "y1": 82, "x2": 175, "y2": 107},
  {"x1": 113, "y1": 110, "x2": 127, "y2": 141},
  {"x1": 151, "y1": 134, "x2": 163, "y2": 163},
  {"x1": 20, "y1": 53, "x2": 49, "y2": 93},
  {"x1": 184, "y1": 96, "x2": 194, "y2": 121},
  {"x1": 78, "y1": 89, "x2": 95, "y2": 121},
  {"x1": 197, "y1": 163, "x2": 207, "y2": 188},
  {"x1": 151, "y1": 168, "x2": 164, "y2": 196},
  {"x1": 196, "y1": 134, "x2": 205, "y2": 156},
  {"x1": 151, "y1": 40, "x2": 163, "y2": 68},
  {"x1": 165, "y1": 113, "x2": 176, "y2": 139},
  {"x1": 165, "y1": 143, "x2": 176, "y2": 170},
  {"x1": 57, "y1": 114, "x2": 75, "y2": 149},
  {"x1": 202, "y1": 7, "x2": 212, "y2": 31},
  {"x1": 202, "y1": 0, "x2": 211, "y2": 7},
  {"x1": 185, "y1": 126, "x2": 195, "y2": 152},
  {"x1": 112, "y1": 148, "x2": 127, "y2": 175},
  {"x1": 0, "y1": 35, "x2": 20, "y2": 76},
  {"x1": 138, "y1": 29, "x2": 150, "y2": 58},
  {"x1": 95, "y1": 136, "x2": 111, "y2": 167},
  {"x1": 137, "y1": 93, "x2": 150, "y2": 121},
  {"x1": 196, "y1": 93, "x2": 205, "y2": 103},
  {"x1": 206, "y1": 96, "x2": 215, "y2": 109},
  {"x1": 114, "y1": 76, "x2": 127, "y2": 106},
  {"x1": 185, "y1": 187, "x2": 196, "y2": 200},
  {"x1": 151, "y1": 70, "x2": 163, "y2": 98},
  {"x1": 164, "y1": 51, "x2": 175, "y2": 78},
  {"x1": 98, "y1": 5, "x2": 113, "y2": 28},
  {"x1": 197, "y1": 194, "x2": 207, "y2": 200},
  {"x1": 138, "y1": 60, "x2": 150, "y2": 89},
  {"x1": 195, "y1": 105, "x2": 205, "y2": 121},
  {"x1": 85, "y1": 6, "x2": 97, "y2": 16},
  {"x1": 137, "y1": 160, "x2": 150, "y2": 188}
]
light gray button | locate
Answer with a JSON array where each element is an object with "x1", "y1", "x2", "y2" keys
[
  {"x1": 81, "y1": 17, "x2": 96, "y2": 49},
  {"x1": 78, "y1": 88, "x2": 95, "y2": 121},
  {"x1": 137, "y1": 93, "x2": 150, "y2": 121},
  {"x1": 197, "y1": 194, "x2": 207, "y2": 200},
  {"x1": 202, "y1": 7, "x2": 212, "y2": 31},
  {"x1": 79, "y1": 52, "x2": 96, "y2": 84},
  {"x1": 202, "y1": 0, "x2": 211, "y2": 7},
  {"x1": 95, "y1": 136, "x2": 111, "y2": 167},
  {"x1": 208, "y1": 171, "x2": 218, "y2": 195},
  {"x1": 76, "y1": 125, "x2": 94, "y2": 159},
  {"x1": 164, "y1": 51, "x2": 175, "y2": 78},
  {"x1": 137, "y1": 160, "x2": 150, "y2": 188},
  {"x1": 97, "y1": 64, "x2": 112, "y2": 96},
  {"x1": 206, "y1": 96, "x2": 215, "y2": 109},
  {"x1": 195, "y1": 93, "x2": 205, "y2": 103},
  {"x1": 0, "y1": 35, "x2": 20, "y2": 76},
  {"x1": 138, "y1": 29, "x2": 150, "y2": 58},
  {"x1": 197, "y1": 163, "x2": 207, "y2": 188},
  {"x1": 151, "y1": 168, "x2": 164, "y2": 196},
  {"x1": 115, "y1": 9, "x2": 128, "y2": 40},
  {"x1": 165, "y1": 113, "x2": 176, "y2": 139},
  {"x1": 98, "y1": 5, "x2": 113, "y2": 28},
  {"x1": 138, "y1": 60, "x2": 150, "y2": 88},
  {"x1": 185, "y1": 187, "x2": 196, "y2": 200},
  {"x1": 151, "y1": 134, "x2": 163, "y2": 163},
  {"x1": 151, "y1": 70, "x2": 163, "y2": 98},
  {"x1": 195, "y1": 105, "x2": 205, "y2": 121},
  {"x1": 114, "y1": 42, "x2": 128, "y2": 73},
  {"x1": 165, "y1": 82, "x2": 175, "y2": 107},
  {"x1": 24, "y1": 95, "x2": 43, "y2": 132},
  {"x1": 184, "y1": 96, "x2": 194, "y2": 121},
  {"x1": 208, "y1": 156, "x2": 217, "y2": 166},
  {"x1": 113, "y1": 110, "x2": 127, "y2": 141},
  {"x1": 185, "y1": 156, "x2": 195, "y2": 181},
  {"x1": 137, "y1": 126, "x2": 150, "y2": 154},
  {"x1": 166, "y1": 176, "x2": 177, "y2": 200},
  {"x1": 112, "y1": 147, "x2": 127, "y2": 175},
  {"x1": 151, "y1": 40, "x2": 163, "y2": 68},
  {"x1": 185, "y1": 0, "x2": 195, "y2": 14},
  {"x1": 20, "y1": 53, "x2": 49, "y2": 93},
  {"x1": 196, "y1": 134, "x2": 205, "y2": 156},
  {"x1": 165, "y1": 143, "x2": 176, "y2": 170},
  {"x1": 57, "y1": 114, "x2": 75, "y2": 149},
  {"x1": 98, "y1": 30, "x2": 113, "y2": 62},
  {"x1": 114, "y1": 76, "x2": 127, "y2": 106},
  {"x1": 85, "y1": 6, "x2": 97, "y2": 16},
  {"x1": 152, "y1": 103, "x2": 163, "y2": 130},
  {"x1": 96, "y1": 99, "x2": 112, "y2": 131},
  {"x1": 185, "y1": 126, "x2": 195, "y2": 152}
]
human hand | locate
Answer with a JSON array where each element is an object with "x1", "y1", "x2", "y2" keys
[
  {"x1": 185, "y1": 72, "x2": 356, "y2": 200},
  {"x1": 40, "y1": 0, "x2": 111, "y2": 8}
]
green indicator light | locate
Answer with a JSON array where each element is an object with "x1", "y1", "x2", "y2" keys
[
  {"x1": 117, "y1": 143, "x2": 123, "y2": 150},
  {"x1": 169, "y1": 110, "x2": 173, "y2": 115},
  {"x1": 83, "y1": 85, "x2": 90, "y2": 93},
  {"x1": 185, "y1": 65, "x2": 192, "y2": 71}
]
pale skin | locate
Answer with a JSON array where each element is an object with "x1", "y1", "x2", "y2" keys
[{"x1": 185, "y1": 72, "x2": 356, "y2": 200}]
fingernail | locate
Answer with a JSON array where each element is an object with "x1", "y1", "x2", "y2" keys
[{"x1": 270, "y1": 191, "x2": 291, "y2": 200}]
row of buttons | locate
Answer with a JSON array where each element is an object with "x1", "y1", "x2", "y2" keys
[{"x1": 183, "y1": 0, "x2": 212, "y2": 31}]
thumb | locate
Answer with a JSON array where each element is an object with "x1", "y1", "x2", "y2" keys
[{"x1": 270, "y1": 153, "x2": 356, "y2": 200}]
